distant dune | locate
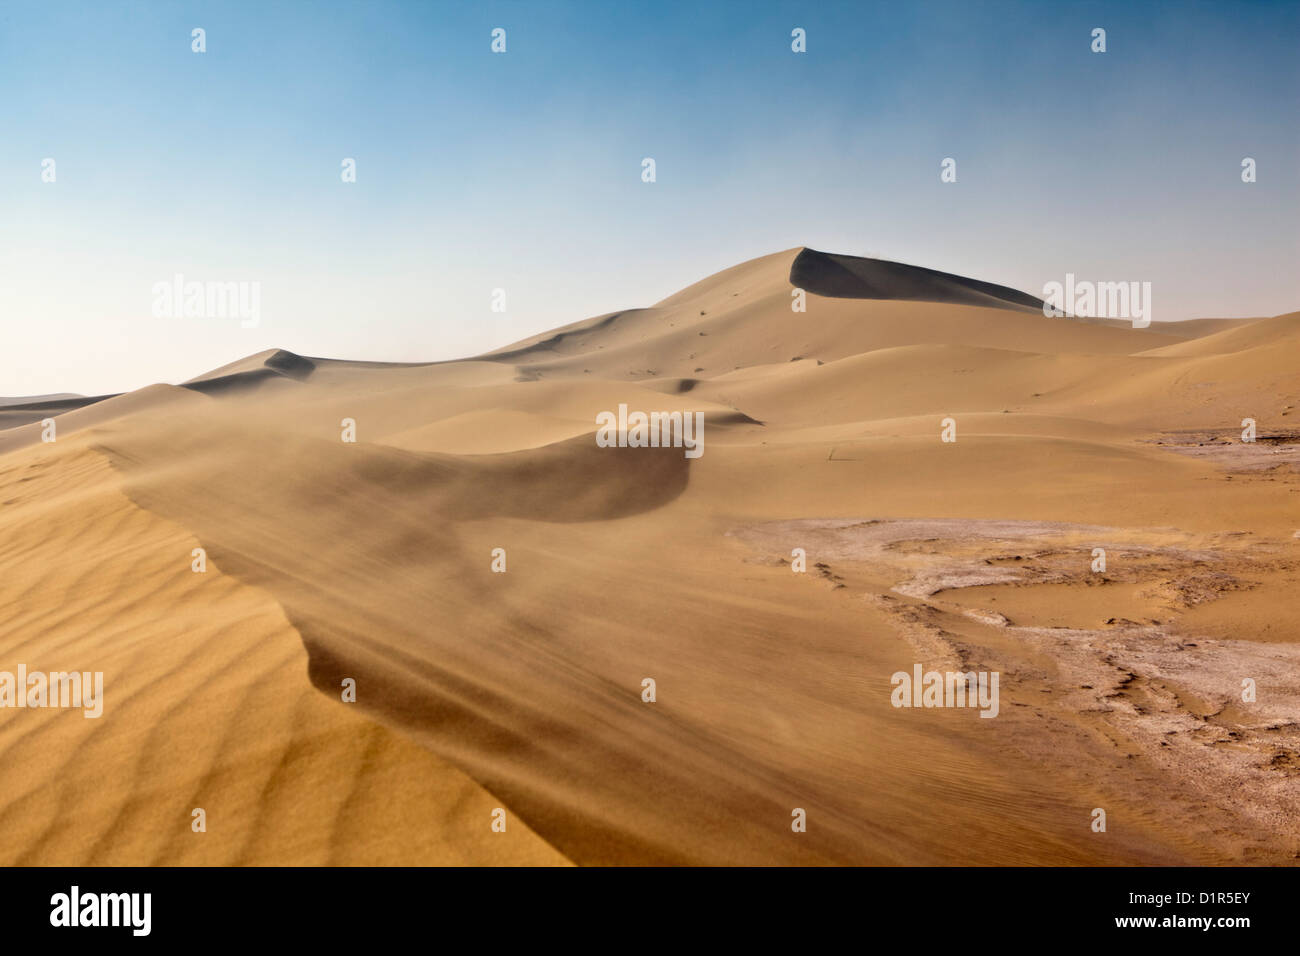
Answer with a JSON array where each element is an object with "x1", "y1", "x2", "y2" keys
[
  {"x1": 1, "y1": 247, "x2": 1296, "y2": 865},
  {"x1": 0, "y1": 393, "x2": 84, "y2": 407},
  {"x1": 0, "y1": 392, "x2": 118, "y2": 432}
]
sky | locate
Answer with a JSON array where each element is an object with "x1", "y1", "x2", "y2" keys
[{"x1": 1, "y1": 0, "x2": 1297, "y2": 396}]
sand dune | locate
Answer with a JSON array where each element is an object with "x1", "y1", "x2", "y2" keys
[
  {"x1": 0, "y1": 393, "x2": 118, "y2": 432},
  {"x1": 0, "y1": 433, "x2": 566, "y2": 865},
  {"x1": 0, "y1": 393, "x2": 83, "y2": 407},
  {"x1": 2, "y1": 247, "x2": 1296, "y2": 865}
]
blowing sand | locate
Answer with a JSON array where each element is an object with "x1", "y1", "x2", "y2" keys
[{"x1": 1, "y1": 246, "x2": 1295, "y2": 865}]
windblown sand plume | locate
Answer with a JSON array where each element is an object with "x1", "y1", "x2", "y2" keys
[{"x1": 1, "y1": 248, "x2": 1297, "y2": 865}]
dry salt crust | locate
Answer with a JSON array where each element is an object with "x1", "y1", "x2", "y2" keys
[
  {"x1": 1146, "y1": 430, "x2": 1300, "y2": 473},
  {"x1": 730, "y1": 517, "x2": 1300, "y2": 861},
  {"x1": 1004, "y1": 624, "x2": 1300, "y2": 845}
]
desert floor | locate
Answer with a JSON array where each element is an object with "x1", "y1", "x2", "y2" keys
[{"x1": 2, "y1": 247, "x2": 1296, "y2": 865}]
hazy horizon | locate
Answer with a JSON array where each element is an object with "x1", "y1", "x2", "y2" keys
[{"x1": 3, "y1": 0, "x2": 1297, "y2": 396}]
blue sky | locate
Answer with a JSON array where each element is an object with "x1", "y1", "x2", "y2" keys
[{"x1": 1, "y1": 0, "x2": 1297, "y2": 395}]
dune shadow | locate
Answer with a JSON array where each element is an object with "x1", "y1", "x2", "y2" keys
[{"x1": 791, "y1": 247, "x2": 1044, "y2": 312}]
